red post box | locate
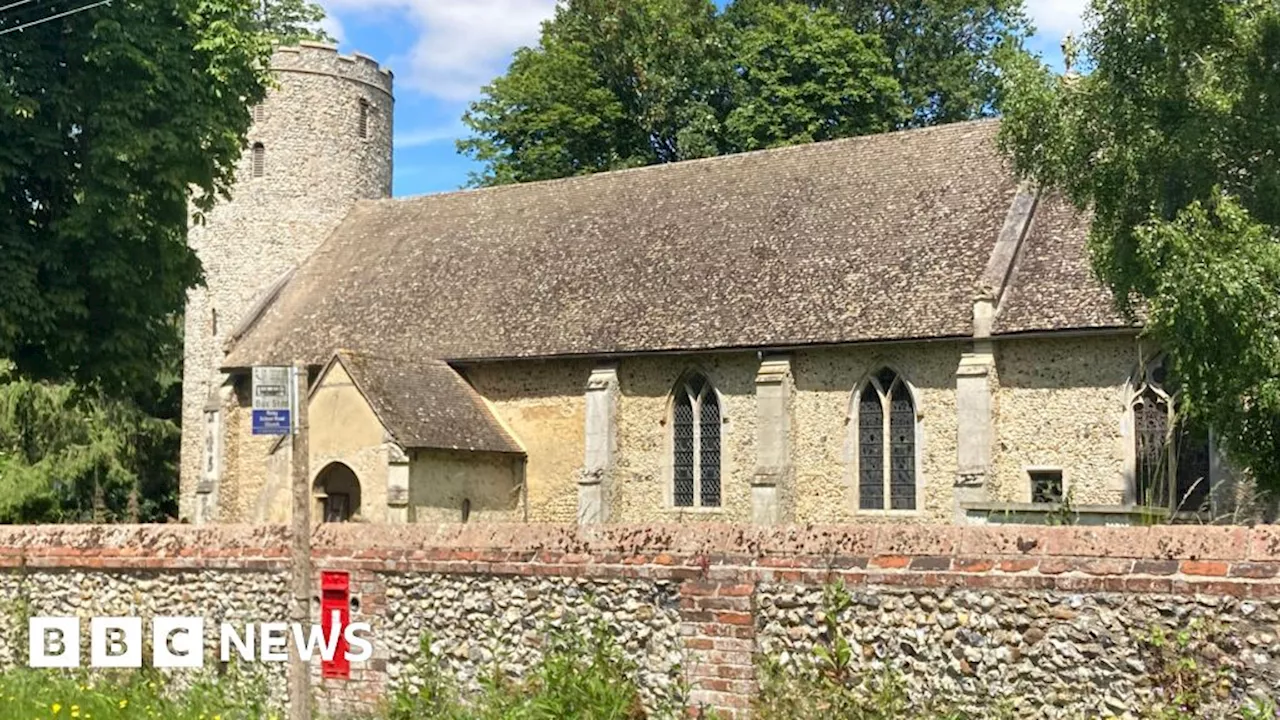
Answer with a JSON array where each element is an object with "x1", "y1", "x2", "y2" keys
[{"x1": 320, "y1": 571, "x2": 351, "y2": 679}]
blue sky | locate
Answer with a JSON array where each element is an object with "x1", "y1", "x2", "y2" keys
[{"x1": 318, "y1": 0, "x2": 1087, "y2": 198}]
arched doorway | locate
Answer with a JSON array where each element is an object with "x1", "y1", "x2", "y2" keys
[{"x1": 313, "y1": 462, "x2": 362, "y2": 523}]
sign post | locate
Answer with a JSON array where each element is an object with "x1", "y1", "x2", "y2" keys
[
  {"x1": 255, "y1": 364, "x2": 310, "y2": 719},
  {"x1": 252, "y1": 366, "x2": 293, "y2": 435}
]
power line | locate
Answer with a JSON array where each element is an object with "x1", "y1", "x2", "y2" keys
[
  {"x1": 0, "y1": 0, "x2": 111, "y2": 37},
  {"x1": 0, "y1": 0, "x2": 37, "y2": 14}
]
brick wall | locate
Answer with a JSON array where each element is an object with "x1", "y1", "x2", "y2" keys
[{"x1": 0, "y1": 523, "x2": 1278, "y2": 717}]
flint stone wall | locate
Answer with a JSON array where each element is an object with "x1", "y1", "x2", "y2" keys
[{"x1": 0, "y1": 524, "x2": 1278, "y2": 718}]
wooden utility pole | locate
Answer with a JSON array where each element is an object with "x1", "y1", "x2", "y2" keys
[{"x1": 288, "y1": 363, "x2": 312, "y2": 720}]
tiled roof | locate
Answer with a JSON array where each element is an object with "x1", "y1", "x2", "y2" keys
[
  {"x1": 993, "y1": 195, "x2": 1131, "y2": 335},
  {"x1": 224, "y1": 119, "x2": 1030, "y2": 368},
  {"x1": 332, "y1": 352, "x2": 522, "y2": 454}
]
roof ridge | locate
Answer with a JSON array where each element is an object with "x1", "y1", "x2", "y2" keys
[{"x1": 377, "y1": 117, "x2": 1002, "y2": 206}]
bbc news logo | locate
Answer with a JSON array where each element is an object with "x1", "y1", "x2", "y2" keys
[{"x1": 29, "y1": 616, "x2": 373, "y2": 668}]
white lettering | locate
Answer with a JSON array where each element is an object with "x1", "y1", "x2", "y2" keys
[
  {"x1": 259, "y1": 622, "x2": 289, "y2": 662},
  {"x1": 343, "y1": 622, "x2": 373, "y2": 662}
]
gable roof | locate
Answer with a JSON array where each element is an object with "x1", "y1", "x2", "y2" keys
[
  {"x1": 321, "y1": 351, "x2": 522, "y2": 454},
  {"x1": 223, "y1": 119, "x2": 1128, "y2": 370}
]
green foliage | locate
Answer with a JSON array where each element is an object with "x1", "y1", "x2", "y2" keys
[
  {"x1": 461, "y1": 0, "x2": 1032, "y2": 186},
  {"x1": 384, "y1": 624, "x2": 650, "y2": 719},
  {"x1": 254, "y1": 0, "x2": 332, "y2": 45},
  {"x1": 0, "y1": 666, "x2": 278, "y2": 720},
  {"x1": 0, "y1": 0, "x2": 335, "y2": 524},
  {"x1": 0, "y1": 0, "x2": 273, "y2": 395},
  {"x1": 460, "y1": 0, "x2": 729, "y2": 186},
  {"x1": 999, "y1": 0, "x2": 1280, "y2": 493},
  {"x1": 792, "y1": 0, "x2": 1032, "y2": 126},
  {"x1": 1135, "y1": 620, "x2": 1276, "y2": 719},
  {"x1": 754, "y1": 581, "x2": 997, "y2": 719},
  {"x1": 0, "y1": 363, "x2": 180, "y2": 523},
  {"x1": 722, "y1": 1, "x2": 905, "y2": 151}
]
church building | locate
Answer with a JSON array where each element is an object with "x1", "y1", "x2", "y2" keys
[{"x1": 180, "y1": 44, "x2": 1232, "y2": 528}]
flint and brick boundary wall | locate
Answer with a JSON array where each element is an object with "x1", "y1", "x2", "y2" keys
[{"x1": 0, "y1": 524, "x2": 1279, "y2": 717}]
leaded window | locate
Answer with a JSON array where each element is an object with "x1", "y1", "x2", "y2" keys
[
  {"x1": 856, "y1": 369, "x2": 917, "y2": 511},
  {"x1": 1132, "y1": 358, "x2": 1212, "y2": 513},
  {"x1": 672, "y1": 373, "x2": 721, "y2": 508}
]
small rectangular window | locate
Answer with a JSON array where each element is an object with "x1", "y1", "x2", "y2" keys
[{"x1": 1029, "y1": 469, "x2": 1064, "y2": 504}]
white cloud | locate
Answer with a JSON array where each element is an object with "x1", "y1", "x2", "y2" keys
[
  {"x1": 1026, "y1": 0, "x2": 1088, "y2": 39},
  {"x1": 319, "y1": 0, "x2": 557, "y2": 101}
]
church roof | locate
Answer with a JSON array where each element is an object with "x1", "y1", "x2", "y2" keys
[
  {"x1": 224, "y1": 119, "x2": 1127, "y2": 370},
  {"x1": 993, "y1": 195, "x2": 1131, "y2": 334},
  {"x1": 326, "y1": 351, "x2": 523, "y2": 454}
]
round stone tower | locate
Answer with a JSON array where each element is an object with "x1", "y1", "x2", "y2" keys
[{"x1": 180, "y1": 43, "x2": 394, "y2": 521}]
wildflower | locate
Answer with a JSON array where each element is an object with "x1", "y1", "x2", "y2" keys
[
  {"x1": 118, "y1": 699, "x2": 128, "y2": 709},
  {"x1": 51, "y1": 703, "x2": 61, "y2": 715}
]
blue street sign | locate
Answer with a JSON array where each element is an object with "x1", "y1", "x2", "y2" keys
[{"x1": 252, "y1": 409, "x2": 292, "y2": 436}]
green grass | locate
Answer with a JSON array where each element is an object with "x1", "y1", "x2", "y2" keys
[{"x1": 0, "y1": 666, "x2": 277, "y2": 720}]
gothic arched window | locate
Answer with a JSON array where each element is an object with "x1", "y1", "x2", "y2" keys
[
  {"x1": 856, "y1": 369, "x2": 917, "y2": 511},
  {"x1": 673, "y1": 373, "x2": 721, "y2": 508},
  {"x1": 251, "y1": 142, "x2": 265, "y2": 178},
  {"x1": 1132, "y1": 357, "x2": 1211, "y2": 512}
]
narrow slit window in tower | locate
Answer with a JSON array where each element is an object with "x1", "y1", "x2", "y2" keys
[{"x1": 358, "y1": 99, "x2": 370, "y2": 139}]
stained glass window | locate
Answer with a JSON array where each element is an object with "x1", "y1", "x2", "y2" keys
[
  {"x1": 700, "y1": 392, "x2": 721, "y2": 507},
  {"x1": 1132, "y1": 357, "x2": 1213, "y2": 513},
  {"x1": 889, "y1": 383, "x2": 916, "y2": 510},
  {"x1": 673, "y1": 391, "x2": 695, "y2": 507},
  {"x1": 858, "y1": 385, "x2": 883, "y2": 510},
  {"x1": 858, "y1": 370, "x2": 917, "y2": 511},
  {"x1": 672, "y1": 373, "x2": 720, "y2": 508}
]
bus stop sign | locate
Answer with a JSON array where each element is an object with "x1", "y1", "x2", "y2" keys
[{"x1": 251, "y1": 366, "x2": 294, "y2": 435}]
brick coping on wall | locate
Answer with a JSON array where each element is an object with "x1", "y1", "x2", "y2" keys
[{"x1": 0, "y1": 523, "x2": 1278, "y2": 596}]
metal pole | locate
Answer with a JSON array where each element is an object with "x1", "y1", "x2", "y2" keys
[{"x1": 288, "y1": 363, "x2": 312, "y2": 720}]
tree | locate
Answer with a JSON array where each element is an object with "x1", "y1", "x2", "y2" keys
[
  {"x1": 723, "y1": 1, "x2": 905, "y2": 152},
  {"x1": 803, "y1": 0, "x2": 1032, "y2": 126},
  {"x1": 0, "y1": 0, "x2": 331, "y2": 523},
  {"x1": 460, "y1": 0, "x2": 1032, "y2": 186},
  {"x1": 0, "y1": 363, "x2": 179, "y2": 523},
  {"x1": 254, "y1": 0, "x2": 333, "y2": 45},
  {"x1": 1000, "y1": 0, "x2": 1280, "y2": 491},
  {"x1": 461, "y1": 0, "x2": 729, "y2": 186},
  {"x1": 0, "y1": 0, "x2": 273, "y2": 394}
]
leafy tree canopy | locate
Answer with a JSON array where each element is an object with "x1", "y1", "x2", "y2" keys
[
  {"x1": 254, "y1": 0, "x2": 333, "y2": 45},
  {"x1": 461, "y1": 0, "x2": 730, "y2": 186},
  {"x1": 461, "y1": 0, "x2": 1032, "y2": 186},
  {"x1": 801, "y1": 0, "x2": 1032, "y2": 126},
  {"x1": 723, "y1": 0, "x2": 906, "y2": 151},
  {"x1": 1000, "y1": 0, "x2": 1280, "y2": 490},
  {"x1": 0, "y1": 0, "x2": 332, "y2": 523},
  {"x1": 0, "y1": 0, "x2": 274, "y2": 394}
]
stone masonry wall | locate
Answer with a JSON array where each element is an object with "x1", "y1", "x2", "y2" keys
[
  {"x1": 180, "y1": 43, "x2": 394, "y2": 521},
  {"x1": 1, "y1": 524, "x2": 1279, "y2": 718}
]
